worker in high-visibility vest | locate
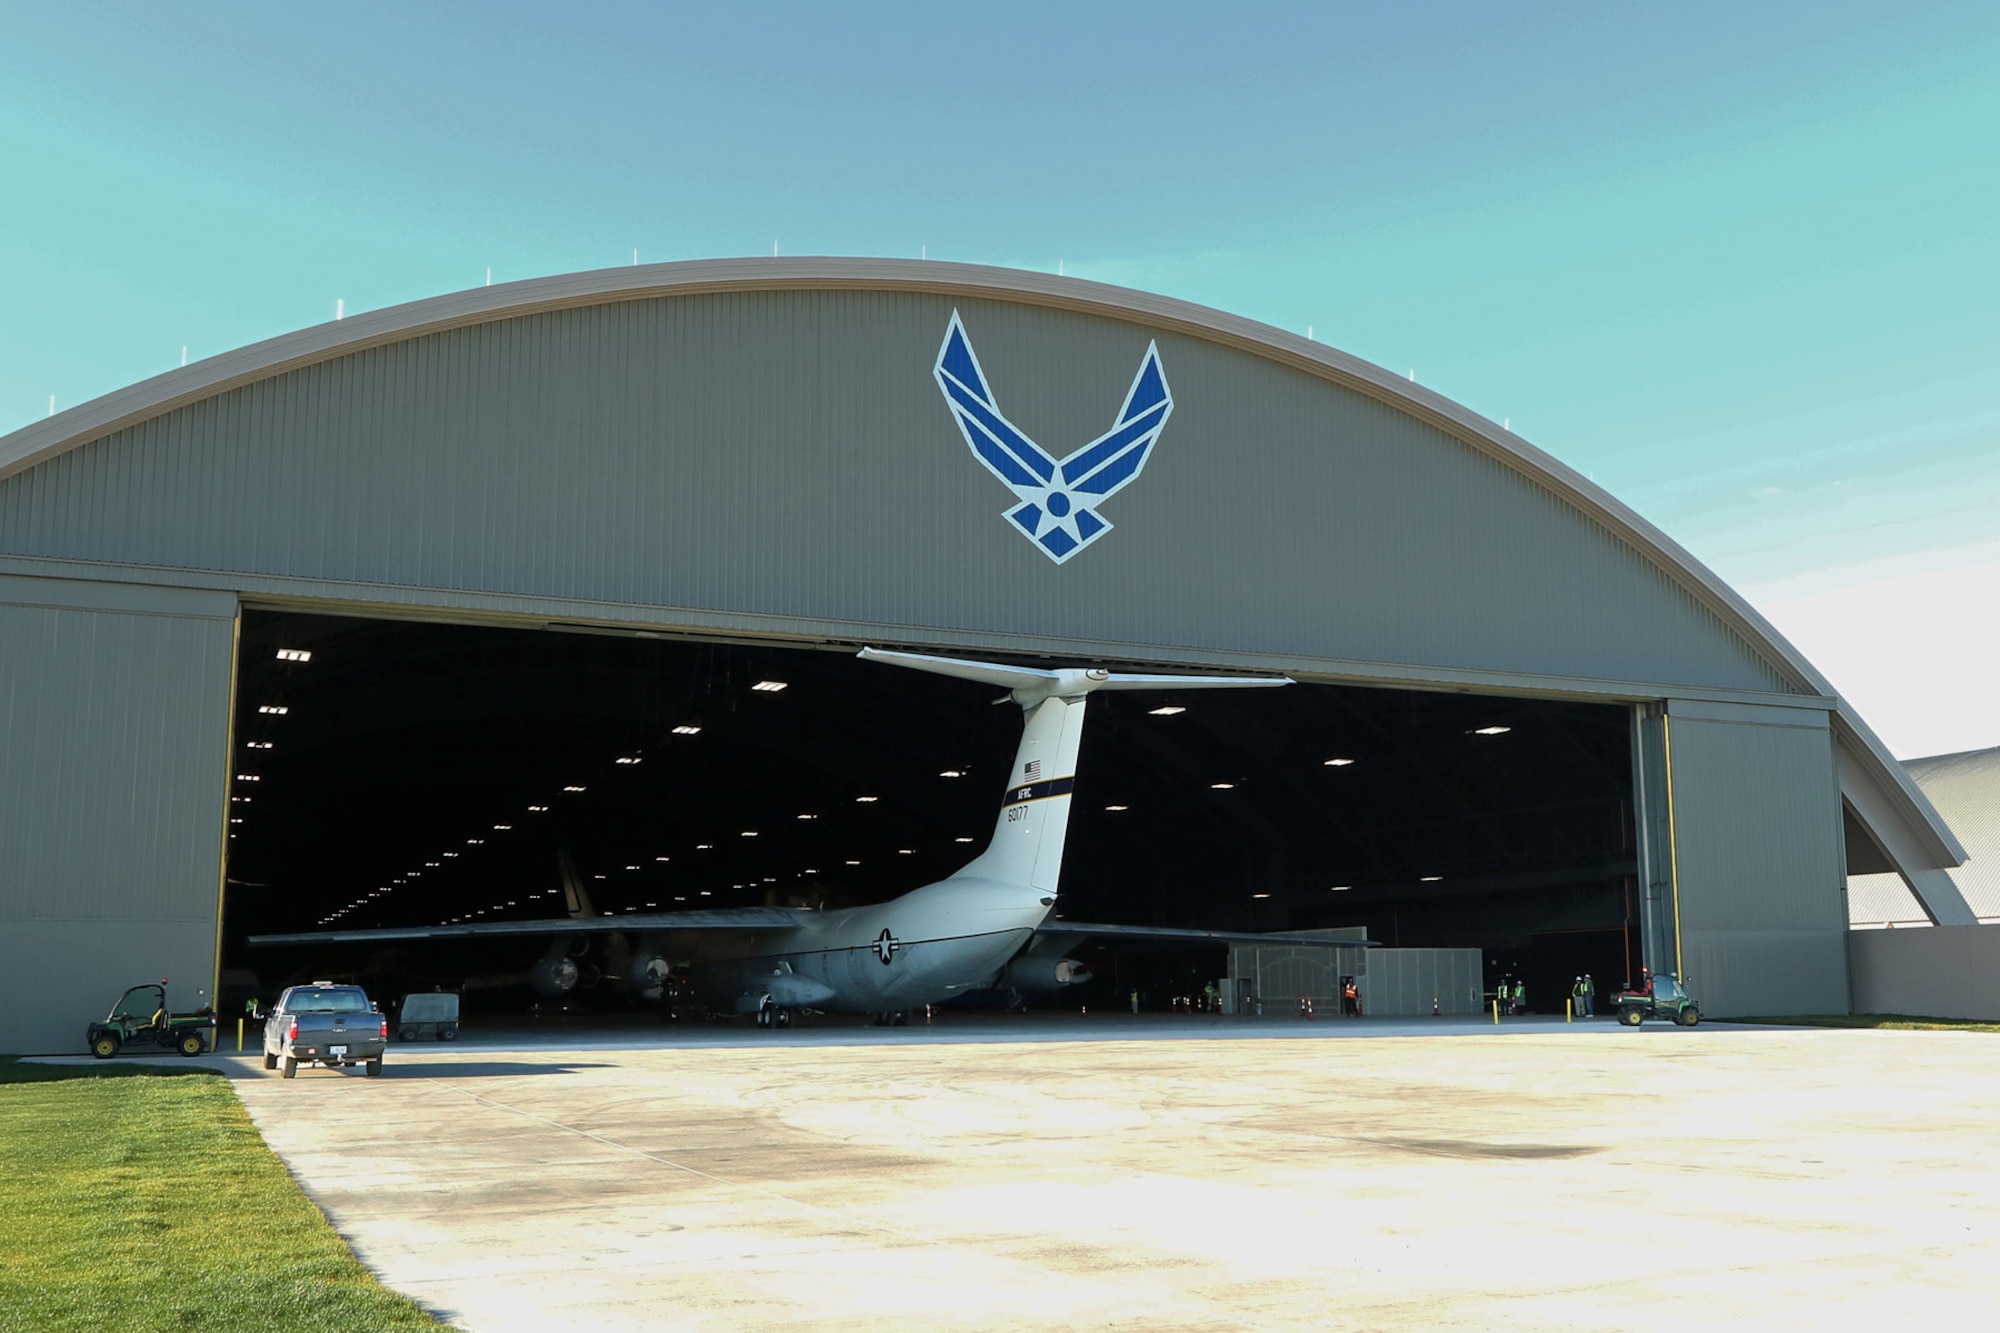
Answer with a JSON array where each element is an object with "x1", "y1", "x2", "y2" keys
[{"x1": 1341, "y1": 976, "x2": 1361, "y2": 1017}]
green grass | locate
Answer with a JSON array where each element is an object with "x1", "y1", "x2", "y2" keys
[
  {"x1": 1729, "y1": 1013, "x2": 2000, "y2": 1033},
  {"x1": 0, "y1": 1058, "x2": 448, "y2": 1332}
]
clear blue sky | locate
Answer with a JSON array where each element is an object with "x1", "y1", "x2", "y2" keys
[{"x1": 5, "y1": 3, "x2": 1998, "y2": 748}]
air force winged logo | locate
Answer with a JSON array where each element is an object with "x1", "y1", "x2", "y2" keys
[{"x1": 934, "y1": 311, "x2": 1172, "y2": 564}]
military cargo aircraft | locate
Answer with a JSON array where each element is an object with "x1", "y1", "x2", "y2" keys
[{"x1": 251, "y1": 649, "x2": 1370, "y2": 1025}]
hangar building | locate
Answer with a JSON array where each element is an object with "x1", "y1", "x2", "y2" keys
[{"x1": 0, "y1": 259, "x2": 1975, "y2": 1052}]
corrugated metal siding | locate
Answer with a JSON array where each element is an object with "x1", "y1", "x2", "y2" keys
[
  {"x1": 1849, "y1": 924, "x2": 2000, "y2": 1020},
  {"x1": 1846, "y1": 872, "x2": 1931, "y2": 927},
  {"x1": 0, "y1": 290, "x2": 1788, "y2": 695},
  {"x1": 1900, "y1": 745, "x2": 2000, "y2": 920},
  {"x1": 1665, "y1": 704, "x2": 1848, "y2": 1014},
  {"x1": 0, "y1": 577, "x2": 235, "y2": 1052},
  {"x1": 1356, "y1": 949, "x2": 1485, "y2": 1016}
]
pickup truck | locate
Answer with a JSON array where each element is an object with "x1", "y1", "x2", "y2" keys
[{"x1": 262, "y1": 982, "x2": 388, "y2": 1078}]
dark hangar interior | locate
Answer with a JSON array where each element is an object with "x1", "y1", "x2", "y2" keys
[{"x1": 223, "y1": 610, "x2": 1641, "y2": 1014}]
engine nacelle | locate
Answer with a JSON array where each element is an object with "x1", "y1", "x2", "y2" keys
[
  {"x1": 528, "y1": 956, "x2": 580, "y2": 997},
  {"x1": 1000, "y1": 956, "x2": 1092, "y2": 992},
  {"x1": 624, "y1": 955, "x2": 671, "y2": 991},
  {"x1": 734, "y1": 969, "x2": 838, "y2": 1012}
]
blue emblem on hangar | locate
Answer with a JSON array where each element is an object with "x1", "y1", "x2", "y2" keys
[{"x1": 933, "y1": 311, "x2": 1173, "y2": 564}]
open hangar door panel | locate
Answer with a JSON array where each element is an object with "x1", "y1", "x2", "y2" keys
[{"x1": 221, "y1": 609, "x2": 1641, "y2": 1022}]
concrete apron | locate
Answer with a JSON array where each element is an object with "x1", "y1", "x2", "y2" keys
[{"x1": 221, "y1": 1024, "x2": 2000, "y2": 1331}]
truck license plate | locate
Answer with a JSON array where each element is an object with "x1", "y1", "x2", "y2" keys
[{"x1": 330, "y1": 1045, "x2": 347, "y2": 1058}]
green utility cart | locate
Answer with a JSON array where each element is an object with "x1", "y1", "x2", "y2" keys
[
  {"x1": 87, "y1": 983, "x2": 216, "y2": 1058},
  {"x1": 1614, "y1": 973, "x2": 1702, "y2": 1027}
]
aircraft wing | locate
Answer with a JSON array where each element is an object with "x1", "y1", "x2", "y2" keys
[
  {"x1": 1034, "y1": 921, "x2": 1378, "y2": 948},
  {"x1": 247, "y1": 905, "x2": 807, "y2": 947}
]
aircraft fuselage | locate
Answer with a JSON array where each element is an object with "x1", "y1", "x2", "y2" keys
[{"x1": 679, "y1": 874, "x2": 1053, "y2": 1013}]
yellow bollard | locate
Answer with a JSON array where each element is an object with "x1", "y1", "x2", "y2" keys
[
  {"x1": 1492, "y1": 999, "x2": 1499, "y2": 1025},
  {"x1": 1566, "y1": 998, "x2": 1573, "y2": 1023},
  {"x1": 237, "y1": 1017, "x2": 244, "y2": 1051}
]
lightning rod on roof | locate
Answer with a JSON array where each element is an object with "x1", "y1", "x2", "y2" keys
[{"x1": 336, "y1": 299, "x2": 344, "y2": 321}]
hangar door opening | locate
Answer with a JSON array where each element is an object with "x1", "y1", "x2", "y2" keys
[{"x1": 221, "y1": 610, "x2": 1643, "y2": 1020}]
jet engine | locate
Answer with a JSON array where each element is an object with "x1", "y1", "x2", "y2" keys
[
  {"x1": 999, "y1": 955, "x2": 1092, "y2": 991},
  {"x1": 528, "y1": 955, "x2": 580, "y2": 997},
  {"x1": 624, "y1": 954, "x2": 671, "y2": 994}
]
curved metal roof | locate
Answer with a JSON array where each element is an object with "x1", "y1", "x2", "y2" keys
[{"x1": 0, "y1": 257, "x2": 1963, "y2": 868}]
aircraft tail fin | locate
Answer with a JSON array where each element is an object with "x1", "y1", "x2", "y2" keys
[
  {"x1": 558, "y1": 852, "x2": 596, "y2": 920},
  {"x1": 860, "y1": 649, "x2": 1290, "y2": 894}
]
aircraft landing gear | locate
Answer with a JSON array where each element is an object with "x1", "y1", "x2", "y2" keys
[
  {"x1": 756, "y1": 1001, "x2": 793, "y2": 1030},
  {"x1": 872, "y1": 1010, "x2": 910, "y2": 1027}
]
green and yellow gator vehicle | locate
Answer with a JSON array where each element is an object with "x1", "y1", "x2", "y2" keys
[
  {"x1": 87, "y1": 982, "x2": 215, "y2": 1058},
  {"x1": 1614, "y1": 973, "x2": 1702, "y2": 1027}
]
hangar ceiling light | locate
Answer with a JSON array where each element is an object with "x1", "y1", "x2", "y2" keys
[
  {"x1": 741, "y1": 830, "x2": 758, "y2": 838},
  {"x1": 1330, "y1": 885, "x2": 1351, "y2": 892},
  {"x1": 751, "y1": 680, "x2": 788, "y2": 693},
  {"x1": 939, "y1": 769, "x2": 964, "y2": 778},
  {"x1": 1210, "y1": 782, "x2": 1236, "y2": 790},
  {"x1": 672, "y1": 725, "x2": 701, "y2": 735},
  {"x1": 1420, "y1": 875, "x2": 1443, "y2": 882},
  {"x1": 1148, "y1": 705, "x2": 1185, "y2": 716},
  {"x1": 527, "y1": 804, "x2": 548, "y2": 812},
  {"x1": 257, "y1": 704, "x2": 288, "y2": 715},
  {"x1": 1471, "y1": 725, "x2": 1512, "y2": 736},
  {"x1": 275, "y1": 648, "x2": 312, "y2": 662},
  {"x1": 1105, "y1": 804, "x2": 1128, "y2": 811},
  {"x1": 616, "y1": 756, "x2": 641, "y2": 765},
  {"x1": 1324, "y1": 757, "x2": 1355, "y2": 767},
  {"x1": 563, "y1": 785, "x2": 586, "y2": 793},
  {"x1": 235, "y1": 774, "x2": 260, "y2": 782},
  {"x1": 1251, "y1": 892, "x2": 1271, "y2": 899},
  {"x1": 855, "y1": 795, "x2": 878, "y2": 803},
  {"x1": 245, "y1": 740, "x2": 273, "y2": 750},
  {"x1": 797, "y1": 813, "x2": 817, "y2": 820},
  {"x1": 845, "y1": 859, "x2": 861, "y2": 865}
]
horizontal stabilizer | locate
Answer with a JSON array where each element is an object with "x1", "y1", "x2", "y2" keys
[
  {"x1": 1089, "y1": 672, "x2": 1293, "y2": 692},
  {"x1": 860, "y1": 647, "x2": 1289, "y2": 701},
  {"x1": 248, "y1": 905, "x2": 805, "y2": 947},
  {"x1": 1034, "y1": 921, "x2": 1378, "y2": 948},
  {"x1": 857, "y1": 648, "x2": 1061, "y2": 692}
]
